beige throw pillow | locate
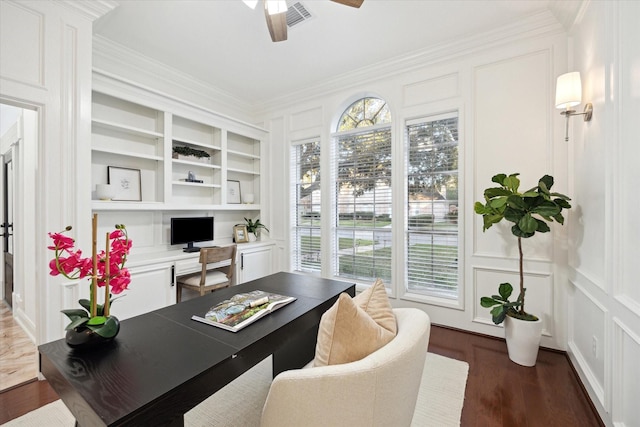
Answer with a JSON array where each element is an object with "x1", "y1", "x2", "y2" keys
[
  {"x1": 353, "y1": 278, "x2": 397, "y2": 335},
  {"x1": 313, "y1": 293, "x2": 395, "y2": 366}
]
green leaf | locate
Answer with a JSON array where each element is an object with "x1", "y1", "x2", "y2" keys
[
  {"x1": 79, "y1": 299, "x2": 91, "y2": 312},
  {"x1": 480, "y1": 297, "x2": 500, "y2": 308},
  {"x1": 60, "y1": 308, "x2": 89, "y2": 322},
  {"x1": 92, "y1": 317, "x2": 120, "y2": 338},
  {"x1": 491, "y1": 174, "x2": 507, "y2": 185},
  {"x1": 511, "y1": 224, "x2": 535, "y2": 238},
  {"x1": 503, "y1": 175, "x2": 520, "y2": 192},
  {"x1": 474, "y1": 201, "x2": 488, "y2": 214},
  {"x1": 531, "y1": 200, "x2": 561, "y2": 217},
  {"x1": 539, "y1": 175, "x2": 554, "y2": 191},
  {"x1": 535, "y1": 219, "x2": 550, "y2": 233},
  {"x1": 482, "y1": 214, "x2": 503, "y2": 231},
  {"x1": 87, "y1": 316, "x2": 106, "y2": 326},
  {"x1": 506, "y1": 195, "x2": 526, "y2": 210},
  {"x1": 491, "y1": 305, "x2": 508, "y2": 324},
  {"x1": 503, "y1": 206, "x2": 523, "y2": 223},
  {"x1": 554, "y1": 198, "x2": 572, "y2": 209},
  {"x1": 498, "y1": 282, "x2": 513, "y2": 300},
  {"x1": 518, "y1": 213, "x2": 538, "y2": 233},
  {"x1": 489, "y1": 196, "x2": 508, "y2": 209},
  {"x1": 484, "y1": 187, "x2": 512, "y2": 198},
  {"x1": 538, "y1": 180, "x2": 550, "y2": 195},
  {"x1": 551, "y1": 192, "x2": 571, "y2": 200},
  {"x1": 553, "y1": 212, "x2": 565, "y2": 224},
  {"x1": 65, "y1": 316, "x2": 90, "y2": 331},
  {"x1": 522, "y1": 191, "x2": 539, "y2": 198}
]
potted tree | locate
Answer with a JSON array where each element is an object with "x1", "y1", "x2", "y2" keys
[
  {"x1": 244, "y1": 217, "x2": 269, "y2": 242},
  {"x1": 474, "y1": 173, "x2": 572, "y2": 366}
]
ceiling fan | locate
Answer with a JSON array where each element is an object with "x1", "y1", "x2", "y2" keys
[{"x1": 243, "y1": 0, "x2": 364, "y2": 42}]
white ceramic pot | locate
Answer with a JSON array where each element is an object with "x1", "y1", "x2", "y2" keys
[
  {"x1": 504, "y1": 315, "x2": 543, "y2": 367},
  {"x1": 248, "y1": 233, "x2": 257, "y2": 242}
]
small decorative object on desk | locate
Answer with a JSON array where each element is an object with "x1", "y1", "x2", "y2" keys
[
  {"x1": 244, "y1": 217, "x2": 269, "y2": 241},
  {"x1": 48, "y1": 213, "x2": 132, "y2": 350},
  {"x1": 191, "y1": 290, "x2": 296, "y2": 332}
]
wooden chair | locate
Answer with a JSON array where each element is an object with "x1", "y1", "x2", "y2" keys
[{"x1": 176, "y1": 245, "x2": 237, "y2": 303}]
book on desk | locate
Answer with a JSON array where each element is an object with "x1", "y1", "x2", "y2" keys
[{"x1": 191, "y1": 290, "x2": 296, "y2": 332}]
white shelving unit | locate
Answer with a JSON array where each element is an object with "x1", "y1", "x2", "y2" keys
[{"x1": 90, "y1": 90, "x2": 266, "y2": 211}]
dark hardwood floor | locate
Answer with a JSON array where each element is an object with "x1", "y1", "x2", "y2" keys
[{"x1": 0, "y1": 325, "x2": 603, "y2": 426}]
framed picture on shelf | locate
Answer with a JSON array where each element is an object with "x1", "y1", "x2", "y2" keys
[
  {"x1": 108, "y1": 166, "x2": 142, "y2": 201},
  {"x1": 227, "y1": 180, "x2": 241, "y2": 204},
  {"x1": 233, "y1": 225, "x2": 249, "y2": 243}
]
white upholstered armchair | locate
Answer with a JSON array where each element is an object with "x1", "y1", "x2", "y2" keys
[{"x1": 259, "y1": 308, "x2": 431, "y2": 427}]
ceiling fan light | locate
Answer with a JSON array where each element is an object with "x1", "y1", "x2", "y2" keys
[
  {"x1": 243, "y1": 0, "x2": 258, "y2": 9},
  {"x1": 265, "y1": 0, "x2": 288, "y2": 15}
]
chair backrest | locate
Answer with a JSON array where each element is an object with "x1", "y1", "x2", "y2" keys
[
  {"x1": 260, "y1": 308, "x2": 431, "y2": 427},
  {"x1": 198, "y1": 245, "x2": 237, "y2": 286}
]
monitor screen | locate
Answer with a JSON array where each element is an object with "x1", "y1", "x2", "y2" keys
[{"x1": 170, "y1": 217, "x2": 214, "y2": 252}]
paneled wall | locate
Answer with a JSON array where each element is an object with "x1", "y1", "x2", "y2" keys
[
  {"x1": 0, "y1": 0, "x2": 112, "y2": 344},
  {"x1": 261, "y1": 14, "x2": 570, "y2": 350},
  {"x1": 567, "y1": 2, "x2": 640, "y2": 426}
]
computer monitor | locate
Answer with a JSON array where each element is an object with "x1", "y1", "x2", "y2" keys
[{"x1": 170, "y1": 216, "x2": 214, "y2": 252}]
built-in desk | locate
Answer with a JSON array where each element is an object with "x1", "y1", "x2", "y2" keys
[{"x1": 112, "y1": 241, "x2": 275, "y2": 321}]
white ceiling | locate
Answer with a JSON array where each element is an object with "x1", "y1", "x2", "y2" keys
[{"x1": 93, "y1": 0, "x2": 576, "y2": 105}]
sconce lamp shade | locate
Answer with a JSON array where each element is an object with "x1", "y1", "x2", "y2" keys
[{"x1": 555, "y1": 72, "x2": 582, "y2": 109}]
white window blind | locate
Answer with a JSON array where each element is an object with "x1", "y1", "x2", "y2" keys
[
  {"x1": 333, "y1": 126, "x2": 393, "y2": 284},
  {"x1": 291, "y1": 140, "x2": 321, "y2": 273},
  {"x1": 406, "y1": 113, "x2": 459, "y2": 298}
]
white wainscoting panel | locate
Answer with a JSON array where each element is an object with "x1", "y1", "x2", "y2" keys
[
  {"x1": 290, "y1": 107, "x2": 323, "y2": 133},
  {"x1": 612, "y1": 318, "x2": 640, "y2": 427},
  {"x1": 402, "y1": 73, "x2": 459, "y2": 107},
  {"x1": 0, "y1": 1, "x2": 44, "y2": 86},
  {"x1": 473, "y1": 266, "x2": 552, "y2": 337},
  {"x1": 567, "y1": 280, "x2": 606, "y2": 407}
]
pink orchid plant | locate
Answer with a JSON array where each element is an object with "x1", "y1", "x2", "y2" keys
[{"x1": 48, "y1": 214, "x2": 132, "y2": 336}]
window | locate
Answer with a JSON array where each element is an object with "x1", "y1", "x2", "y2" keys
[
  {"x1": 333, "y1": 98, "x2": 392, "y2": 284},
  {"x1": 406, "y1": 113, "x2": 459, "y2": 298},
  {"x1": 291, "y1": 140, "x2": 321, "y2": 273}
]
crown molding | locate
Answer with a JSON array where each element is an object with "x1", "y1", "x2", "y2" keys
[
  {"x1": 255, "y1": 10, "x2": 565, "y2": 113},
  {"x1": 92, "y1": 35, "x2": 255, "y2": 119},
  {"x1": 55, "y1": 0, "x2": 118, "y2": 21}
]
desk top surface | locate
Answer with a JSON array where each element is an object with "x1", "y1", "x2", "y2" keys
[{"x1": 39, "y1": 272, "x2": 354, "y2": 426}]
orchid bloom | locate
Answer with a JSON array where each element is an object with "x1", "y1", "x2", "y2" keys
[{"x1": 48, "y1": 224, "x2": 132, "y2": 299}]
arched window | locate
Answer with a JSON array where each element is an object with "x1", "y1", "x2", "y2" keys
[
  {"x1": 333, "y1": 97, "x2": 392, "y2": 284},
  {"x1": 337, "y1": 97, "x2": 391, "y2": 131}
]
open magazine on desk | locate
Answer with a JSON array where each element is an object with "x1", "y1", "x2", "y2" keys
[{"x1": 191, "y1": 290, "x2": 296, "y2": 332}]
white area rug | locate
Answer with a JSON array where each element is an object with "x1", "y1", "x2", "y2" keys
[{"x1": 3, "y1": 352, "x2": 468, "y2": 427}]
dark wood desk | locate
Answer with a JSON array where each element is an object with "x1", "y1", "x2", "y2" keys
[{"x1": 39, "y1": 272, "x2": 354, "y2": 426}]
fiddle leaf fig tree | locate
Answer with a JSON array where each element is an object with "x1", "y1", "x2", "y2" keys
[{"x1": 474, "y1": 173, "x2": 572, "y2": 324}]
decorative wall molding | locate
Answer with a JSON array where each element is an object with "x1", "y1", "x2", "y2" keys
[
  {"x1": 0, "y1": 1, "x2": 45, "y2": 88},
  {"x1": 56, "y1": 0, "x2": 117, "y2": 21},
  {"x1": 93, "y1": 36, "x2": 254, "y2": 120},
  {"x1": 612, "y1": 317, "x2": 640, "y2": 427},
  {"x1": 472, "y1": 265, "x2": 553, "y2": 336},
  {"x1": 258, "y1": 11, "x2": 564, "y2": 113}
]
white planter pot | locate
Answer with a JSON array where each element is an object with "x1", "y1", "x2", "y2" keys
[
  {"x1": 504, "y1": 315, "x2": 543, "y2": 367},
  {"x1": 248, "y1": 233, "x2": 257, "y2": 242}
]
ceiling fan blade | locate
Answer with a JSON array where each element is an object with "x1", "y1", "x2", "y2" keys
[
  {"x1": 331, "y1": 0, "x2": 364, "y2": 8},
  {"x1": 264, "y1": 5, "x2": 287, "y2": 42}
]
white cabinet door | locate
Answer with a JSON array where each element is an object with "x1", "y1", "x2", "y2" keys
[
  {"x1": 112, "y1": 263, "x2": 174, "y2": 320},
  {"x1": 237, "y1": 246, "x2": 273, "y2": 284}
]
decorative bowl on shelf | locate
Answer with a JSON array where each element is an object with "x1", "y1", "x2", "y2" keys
[
  {"x1": 96, "y1": 184, "x2": 116, "y2": 201},
  {"x1": 243, "y1": 194, "x2": 255, "y2": 204}
]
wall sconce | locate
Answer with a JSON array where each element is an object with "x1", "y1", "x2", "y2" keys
[{"x1": 555, "y1": 71, "x2": 593, "y2": 142}]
